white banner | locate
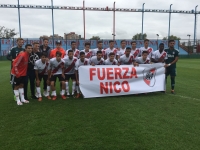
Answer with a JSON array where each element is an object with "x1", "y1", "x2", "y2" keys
[{"x1": 79, "y1": 63, "x2": 165, "y2": 98}]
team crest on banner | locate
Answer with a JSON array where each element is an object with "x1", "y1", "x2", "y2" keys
[{"x1": 143, "y1": 68, "x2": 156, "y2": 87}]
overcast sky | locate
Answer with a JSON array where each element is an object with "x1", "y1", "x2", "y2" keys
[{"x1": 0, "y1": 0, "x2": 199, "y2": 40}]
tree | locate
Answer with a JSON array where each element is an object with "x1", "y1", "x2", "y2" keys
[
  {"x1": 0, "y1": 26, "x2": 18, "y2": 38},
  {"x1": 90, "y1": 36, "x2": 100, "y2": 40},
  {"x1": 163, "y1": 35, "x2": 181, "y2": 40},
  {"x1": 132, "y1": 33, "x2": 147, "y2": 40}
]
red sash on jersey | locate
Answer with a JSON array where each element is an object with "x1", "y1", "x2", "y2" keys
[
  {"x1": 147, "y1": 48, "x2": 152, "y2": 54},
  {"x1": 113, "y1": 49, "x2": 118, "y2": 54},
  {"x1": 74, "y1": 50, "x2": 80, "y2": 57},
  {"x1": 97, "y1": 60, "x2": 104, "y2": 65},
  {"x1": 85, "y1": 51, "x2": 93, "y2": 59},
  {"x1": 40, "y1": 63, "x2": 49, "y2": 75},
  {"x1": 128, "y1": 55, "x2": 134, "y2": 64},
  {"x1": 84, "y1": 60, "x2": 88, "y2": 65},
  {"x1": 158, "y1": 52, "x2": 167, "y2": 62},
  {"x1": 133, "y1": 49, "x2": 140, "y2": 58},
  {"x1": 102, "y1": 50, "x2": 106, "y2": 56},
  {"x1": 144, "y1": 60, "x2": 150, "y2": 64},
  {"x1": 52, "y1": 62, "x2": 64, "y2": 74},
  {"x1": 64, "y1": 59, "x2": 77, "y2": 73},
  {"x1": 112, "y1": 61, "x2": 116, "y2": 65}
]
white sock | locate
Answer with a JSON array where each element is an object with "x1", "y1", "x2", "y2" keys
[
  {"x1": 47, "y1": 86, "x2": 50, "y2": 96},
  {"x1": 14, "y1": 90, "x2": 20, "y2": 103},
  {"x1": 65, "y1": 82, "x2": 69, "y2": 94},
  {"x1": 19, "y1": 88, "x2": 25, "y2": 102},
  {"x1": 72, "y1": 82, "x2": 76, "y2": 94},
  {"x1": 61, "y1": 90, "x2": 65, "y2": 95},
  {"x1": 76, "y1": 86, "x2": 80, "y2": 93},
  {"x1": 36, "y1": 87, "x2": 42, "y2": 97},
  {"x1": 51, "y1": 90, "x2": 56, "y2": 96}
]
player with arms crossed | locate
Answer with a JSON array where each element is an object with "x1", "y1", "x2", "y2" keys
[
  {"x1": 48, "y1": 51, "x2": 66, "y2": 100},
  {"x1": 34, "y1": 52, "x2": 51, "y2": 101},
  {"x1": 104, "y1": 40, "x2": 118, "y2": 60},
  {"x1": 139, "y1": 39, "x2": 153, "y2": 59},
  {"x1": 81, "y1": 42, "x2": 93, "y2": 59},
  {"x1": 164, "y1": 40, "x2": 179, "y2": 94},
  {"x1": 92, "y1": 41, "x2": 103, "y2": 56},
  {"x1": 65, "y1": 41, "x2": 80, "y2": 58},
  {"x1": 118, "y1": 47, "x2": 135, "y2": 65},
  {"x1": 90, "y1": 51, "x2": 104, "y2": 66},
  {"x1": 63, "y1": 50, "x2": 78, "y2": 96},
  {"x1": 75, "y1": 52, "x2": 90, "y2": 98},
  {"x1": 11, "y1": 44, "x2": 32, "y2": 105},
  {"x1": 117, "y1": 40, "x2": 126, "y2": 59},
  {"x1": 131, "y1": 41, "x2": 140, "y2": 59},
  {"x1": 104, "y1": 52, "x2": 118, "y2": 65},
  {"x1": 134, "y1": 51, "x2": 150, "y2": 66},
  {"x1": 152, "y1": 43, "x2": 167, "y2": 63}
]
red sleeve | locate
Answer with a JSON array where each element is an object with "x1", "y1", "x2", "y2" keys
[{"x1": 13, "y1": 53, "x2": 23, "y2": 76}]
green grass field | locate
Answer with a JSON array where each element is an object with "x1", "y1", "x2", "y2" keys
[{"x1": 0, "y1": 59, "x2": 200, "y2": 150}]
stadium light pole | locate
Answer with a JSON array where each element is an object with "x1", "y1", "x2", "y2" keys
[
  {"x1": 194, "y1": 5, "x2": 198, "y2": 47},
  {"x1": 156, "y1": 34, "x2": 159, "y2": 49},
  {"x1": 168, "y1": 4, "x2": 173, "y2": 40},
  {"x1": 113, "y1": 2, "x2": 116, "y2": 41},
  {"x1": 83, "y1": 0, "x2": 86, "y2": 40},
  {"x1": 17, "y1": 0, "x2": 21, "y2": 37},
  {"x1": 51, "y1": 0, "x2": 55, "y2": 48},
  {"x1": 141, "y1": 3, "x2": 145, "y2": 40}
]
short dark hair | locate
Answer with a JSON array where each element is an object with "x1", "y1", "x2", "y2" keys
[
  {"x1": 56, "y1": 51, "x2": 62, "y2": 57},
  {"x1": 126, "y1": 47, "x2": 131, "y2": 50},
  {"x1": 97, "y1": 41, "x2": 103, "y2": 44},
  {"x1": 25, "y1": 44, "x2": 32, "y2": 49},
  {"x1": 109, "y1": 40, "x2": 114, "y2": 43},
  {"x1": 144, "y1": 39, "x2": 149, "y2": 43},
  {"x1": 40, "y1": 52, "x2": 47, "y2": 57},
  {"x1": 85, "y1": 42, "x2": 90, "y2": 47},
  {"x1": 159, "y1": 43, "x2": 164, "y2": 46},
  {"x1": 97, "y1": 51, "x2": 102, "y2": 55},
  {"x1": 168, "y1": 40, "x2": 175, "y2": 43},
  {"x1": 71, "y1": 41, "x2": 76, "y2": 45},
  {"x1": 68, "y1": 50, "x2": 73, "y2": 54},
  {"x1": 80, "y1": 51, "x2": 85, "y2": 56},
  {"x1": 43, "y1": 38, "x2": 49, "y2": 41},
  {"x1": 142, "y1": 51, "x2": 148, "y2": 54},
  {"x1": 131, "y1": 41, "x2": 136, "y2": 45},
  {"x1": 121, "y1": 40, "x2": 126, "y2": 44},
  {"x1": 17, "y1": 38, "x2": 24, "y2": 42},
  {"x1": 109, "y1": 52, "x2": 115, "y2": 56},
  {"x1": 33, "y1": 42, "x2": 39, "y2": 45}
]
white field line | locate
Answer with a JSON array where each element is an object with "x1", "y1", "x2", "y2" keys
[{"x1": 167, "y1": 94, "x2": 200, "y2": 101}]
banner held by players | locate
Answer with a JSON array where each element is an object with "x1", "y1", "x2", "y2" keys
[{"x1": 79, "y1": 64, "x2": 165, "y2": 98}]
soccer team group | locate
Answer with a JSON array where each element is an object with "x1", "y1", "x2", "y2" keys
[{"x1": 8, "y1": 38, "x2": 179, "y2": 105}]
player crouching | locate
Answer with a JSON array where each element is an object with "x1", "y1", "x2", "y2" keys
[
  {"x1": 48, "y1": 51, "x2": 67, "y2": 100},
  {"x1": 90, "y1": 51, "x2": 104, "y2": 66},
  {"x1": 75, "y1": 52, "x2": 90, "y2": 98},
  {"x1": 134, "y1": 51, "x2": 150, "y2": 66},
  {"x1": 118, "y1": 47, "x2": 135, "y2": 65},
  {"x1": 104, "y1": 52, "x2": 118, "y2": 65},
  {"x1": 34, "y1": 52, "x2": 51, "y2": 101}
]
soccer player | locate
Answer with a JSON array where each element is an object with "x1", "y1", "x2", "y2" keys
[
  {"x1": 7, "y1": 38, "x2": 24, "y2": 100},
  {"x1": 104, "y1": 40, "x2": 118, "y2": 60},
  {"x1": 34, "y1": 52, "x2": 51, "y2": 101},
  {"x1": 134, "y1": 51, "x2": 150, "y2": 66},
  {"x1": 164, "y1": 40, "x2": 179, "y2": 94},
  {"x1": 63, "y1": 50, "x2": 78, "y2": 96},
  {"x1": 39, "y1": 38, "x2": 51, "y2": 58},
  {"x1": 81, "y1": 42, "x2": 93, "y2": 59},
  {"x1": 104, "y1": 52, "x2": 118, "y2": 65},
  {"x1": 75, "y1": 52, "x2": 90, "y2": 98},
  {"x1": 118, "y1": 47, "x2": 135, "y2": 65},
  {"x1": 48, "y1": 51, "x2": 66, "y2": 100},
  {"x1": 11, "y1": 44, "x2": 32, "y2": 105},
  {"x1": 152, "y1": 43, "x2": 167, "y2": 63},
  {"x1": 131, "y1": 41, "x2": 140, "y2": 59},
  {"x1": 90, "y1": 51, "x2": 104, "y2": 66},
  {"x1": 117, "y1": 40, "x2": 126, "y2": 59},
  {"x1": 139, "y1": 39, "x2": 153, "y2": 59},
  {"x1": 50, "y1": 40, "x2": 65, "y2": 58},
  {"x1": 92, "y1": 41, "x2": 103, "y2": 56},
  {"x1": 65, "y1": 41, "x2": 80, "y2": 58}
]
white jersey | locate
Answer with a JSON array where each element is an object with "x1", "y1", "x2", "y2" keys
[
  {"x1": 34, "y1": 59, "x2": 49, "y2": 75},
  {"x1": 92, "y1": 48, "x2": 103, "y2": 56},
  {"x1": 90, "y1": 56, "x2": 104, "y2": 65},
  {"x1": 131, "y1": 48, "x2": 140, "y2": 59},
  {"x1": 136, "y1": 57, "x2": 150, "y2": 64},
  {"x1": 105, "y1": 47, "x2": 118, "y2": 58},
  {"x1": 75, "y1": 58, "x2": 90, "y2": 70},
  {"x1": 48, "y1": 58, "x2": 65, "y2": 75},
  {"x1": 119, "y1": 54, "x2": 134, "y2": 65},
  {"x1": 81, "y1": 49, "x2": 93, "y2": 59},
  {"x1": 63, "y1": 56, "x2": 78, "y2": 74},
  {"x1": 117, "y1": 48, "x2": 126, "y2": 56},
  {"x1": 65, "y1": 49, "x2": 80, "y2": 58},
  {"x1": 139, "y1": 47, "x2": 153, "y2": 59},
  {"x1": 104, "y1": 59, "x2": 118, "y2": 65},
  {"x1": 152, "y1": 50, "x2": 168, "y2": 62}
]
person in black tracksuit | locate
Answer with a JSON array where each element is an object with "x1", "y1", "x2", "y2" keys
[{"x1": 24, "y1": 42, "x2": 40, "y2": 100}]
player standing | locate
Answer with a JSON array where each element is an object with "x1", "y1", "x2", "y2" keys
[
  {"x1": 90, "y1": 51, "x2": 104, "y2": 66},
  {"x1": 131, "y1": 41, "x2": 140, "y2": 59},
  {"x1": 63, "y1": 50, "x2": 78, "y2": 96},
  {"x1": 117, "y1": 40, "x2": 126, "y2": 59},
  {"x1": 50, "y1": 40, "x2": 65, "y2": 58},
  {"x1": 104, "y1": 53, "x2": 118, "y2": 65},
  {"x1": 164, "y1": 40, "x2": 179, "y2": 94},
  {"x1": 39, "y1": 38, "x2": 51, "y2": 58},
  {"x1": 92, "y1": 41, "x2": 103, "y2": 56},
  {"x1": 139, "y1": 39, "x2": 153, "y2": 59},
  {"x1": 11, "y1": 44, "x2": 32, "y2": 105},
  {"x1": 104, "y1": 40, "x2": 118, "y2": 60},
  {"x1": 81, "y1": 42, "x2": 93, "y2": 59},
  {"x1": 65, "y1": 41, "x2": 80, "y2": 58},
  {"x1": 75, "y1": 52, "x2": 90, "y2": 98},
  {"x1": 152, "y1": 43, "x2": 167, "y2": 63},
  {"x1": 34, "y1": 52, "x2": 51, "y2": 101},
  {"x1": 48, "y1": 51, "x2": 66, "y2": 100},
  {"x1": 118, "y1": 47, "x2": 135, "y2": 65},
  {"x1": 134, "y1": 51, "x2": 150, "y2": 66}
]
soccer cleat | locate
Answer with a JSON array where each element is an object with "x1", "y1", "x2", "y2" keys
[
  {"x1": 43, "y1": 91, "x2": 48, "y2": 97},
  {"x1": 14, "y1": 95, "x2": 16, "y2": 101},
  {"x1": 35, "y1": 93, "x2": 39, "y2": 98},
  {"x1": 17, "y1": 101, "x2": 23, "y2": 105},
  {"x1": 61, "y1": 95, "x2": 67, "y2": 100},
  {"x1": 31, "y1": 95, "x2": 38, "y2": 99},
  {"x1": 21, "y1": 100, "x2": 29, "y2": 103},
  {"x1": 47, "y1": 96, "x2": 51, "y2": 100},
  {"x1": 171, "y1": 90, "x2": 175, "y2": 94},
  {"x1": 52, "y1": 96, "x2": 57, "y2": 101},
  {"x1": 38, "y1": 97, "x2": 42, "y2": 102},
  {"x1": 76, "y1": 93, "x2": 80, "y2": 98}
]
